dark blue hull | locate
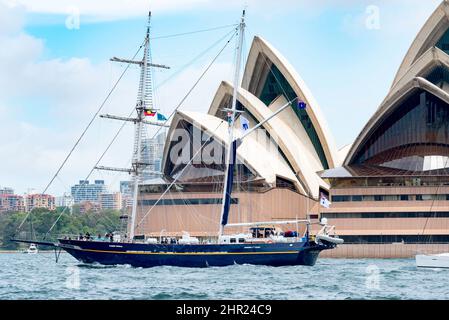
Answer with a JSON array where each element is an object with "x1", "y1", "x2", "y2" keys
[{"x1": 58, "y1": 239, "x2": 331, "y2": 268}]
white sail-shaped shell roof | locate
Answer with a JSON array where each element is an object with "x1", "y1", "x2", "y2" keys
[
  {"x1": 208, "y1": 80, "x2": 328, "y2": 197},
  {"x1": 392, "y1": 0, "x2": 449, "y2": 87},
  {"x1": 242, "y1": 36, "x2": 338, "y2": 169},
  {"x1": 160, "y1": 35, "x2": 342, "y2": 199},
  {"x1": 345, "y1": 77, "x2": 449, "y2": 165},
  {"x1": 344, "y1": 1, "x2": 449, "y2": 166},
  {"x1": 161, "y1": 110, "x2": 299, "y2": 188}
]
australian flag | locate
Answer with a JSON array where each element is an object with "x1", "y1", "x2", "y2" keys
[{"x1": 297, "y1": 100, "x2": 307, "y2": 110}]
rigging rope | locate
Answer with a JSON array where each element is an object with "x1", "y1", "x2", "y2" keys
[
  {"x1": 140, "y1": 27, "x2": 237, "y2": 156},
  {"x1": 102, "y1": 27, "x2": 238, "y2": 196},
  {"x1": 147, "y1": 28, "x2": 238, "y2": 143},
  {"x1": 33, "y1": 25, "x2": 238, "y2": 239},
  {"x1": 43, "y1": 106, "x2": 136, "y2": 239},
  {"x1": 152, "y1": 28, "x2": 236, "y2": 92},
  {"x1": 419, "y1": 156, "x2": 449, "y2": 243},
  {"x1": 132, "y1": 30, "x2": 238, "y2": 232},
  {"x1": 41, "y1": 42, "x2": 145, "y2": 196},
  {"x1": 134, "y1": 121, "x2": 225, "y2": 231},
  {"x1": 15, "y1": 41, "x2": 145, "y2": 235},
  {"x1": 249, "y1": 30, "x2": 318, "y2": 203},
  {"x1": 151, "y1": 24, "x2": 238, "y2": 40}
]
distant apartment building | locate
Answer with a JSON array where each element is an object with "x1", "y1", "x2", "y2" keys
[
  {"x1": 99, "y1": 192, "x2": 122, "y2": 210},
  {"x1": 56, "y1": 193, "x2": 74, "y2": 209},
  {"x1": 0, "y1": 187, "x2": 14, "y2": 195},
  {"x1": 120, "y1": 181, "x2": 133, "y2": 209},
  {"x1": 120, "y1": 181, "x2": 132, "y2": 196},
  {"x1": 0, "y1": 194, "x2": 25, "y2": 213},
  {"x1": 25, "y1": 194, "x2": 56, "y2": 212},
  {"x1": 71, "y1": 180, "x2": 107, "y2": 204},
  {"x1": 142, "y1": 131, "x2": 166, "y2": 180}
]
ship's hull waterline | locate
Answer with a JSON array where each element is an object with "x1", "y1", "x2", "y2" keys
[{"x1": 58, "y1": 239, "x2": 329, "y2": 268}]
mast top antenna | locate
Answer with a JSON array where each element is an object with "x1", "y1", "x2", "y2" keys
[
  {"x1": 146, "y1": 11, "x2": 151, "y2": 36},
  {"x1": 240, "y1": 9, "x2": 246, "y2": 27}
]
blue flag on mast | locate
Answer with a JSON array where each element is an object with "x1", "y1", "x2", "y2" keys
[
  {"x1": 240, "y1": 115, "x2": 250, "y2": 132},
  {"x1": 297, "y1": 100, "x2": 307, "y2": 110}
]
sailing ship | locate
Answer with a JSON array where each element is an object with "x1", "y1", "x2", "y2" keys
[{"x1": 14, "y1": 11, "x2": 342, "y2": 268}]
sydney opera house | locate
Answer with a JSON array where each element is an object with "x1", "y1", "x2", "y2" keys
[{"x1": 135, "y1": 1, "x2": 449, "y2": 257}]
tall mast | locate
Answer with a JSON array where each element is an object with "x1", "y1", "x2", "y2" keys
[
  {"x1": 129, "y1": 12, "x2": 152, "y2": 241},
  {"x1": 218, "y1": 11, "x2": 246, "y2": 237},
  {"x1": 96, "y1": 11, "x2": 169, "y2": 240}
]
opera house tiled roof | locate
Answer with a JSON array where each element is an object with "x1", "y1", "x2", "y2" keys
[
  {"x1": 324, "y1": 0, "x2": 449, "y2": 179},
  {"x1": 160, "y1": 0, "x2": 449, "y2": 199},
  {"x1": 160, "y1": 35, "x2": 339, "y2": 199}
]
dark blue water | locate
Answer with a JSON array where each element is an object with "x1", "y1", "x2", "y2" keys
[{"x1": 0, "y1": 253, "x2": 448, "y2": 299}]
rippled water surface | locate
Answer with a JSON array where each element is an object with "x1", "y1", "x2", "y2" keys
[{"x1": 0, "y1": 253, "x2": 448, "y2": 299}]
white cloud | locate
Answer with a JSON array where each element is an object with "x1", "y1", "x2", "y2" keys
[
  {"x1": 2, "y1": 0, "x2": 444, "y2": 24},
  {"x1": 340, "y1": 0, "x2": 440, "y2": 36},
  {"x1": 0, "y1": 2, "x2": 134, "y2": 194},
  {"x1": 1, "y1": 0, "x2": 231, "y2": 19},
  {"x1": 0, "y1": 1, "x2": 234, "y2": 195},
  {"x1": 3, "y1": 0, "x2": 315, "y2": 21},
  {"x1": 156, "y1": 62, "x2": 232, "y2": 114}
]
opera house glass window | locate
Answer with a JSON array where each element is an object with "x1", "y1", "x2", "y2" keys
[
  {"x1": 425, "y1": 66, "x2": 449, "y2": 89},
  {"x1": 437, "y1": 28, "x2": 449, "y2": 55},
  {"x1": 257, "y1": 63, "x2": 329, "y2": 169},
  {"x1": 353, "y1": 91, "x2": 449, "y2": 171},
  {"x1": 164, "y1": 120, "x2": 256, "y2": 183}
]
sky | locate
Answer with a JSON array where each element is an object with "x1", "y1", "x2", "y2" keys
[{"x1": 0, "y1": 0, "x2": 443, "y2": 195}]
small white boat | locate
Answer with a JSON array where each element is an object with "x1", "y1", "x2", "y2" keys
[
  {"x1": 26, "y1": 244, "x2": 38, "y2": 254},
  {"x1": 315, "y1": 218, "x2": 345, "y2": 245},
  {"x1": 416, "y1": 253, "x2": 449, "y2": 269}
]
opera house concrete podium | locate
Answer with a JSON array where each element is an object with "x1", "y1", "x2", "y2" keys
[{"x1": 135, "y1": 1, "x2": 449, "y2": 257}]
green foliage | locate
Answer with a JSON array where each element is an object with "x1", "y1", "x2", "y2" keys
[{"x1": 0, "y1": 208, "x2": 122, "y2": 250}]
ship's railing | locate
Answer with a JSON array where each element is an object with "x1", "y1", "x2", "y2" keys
[
  {"x1": 316, "y1": 224, "x2": 337, "y2": 237},
  {"x1": 57, "y1": 233, "x2": 131, "y2": 242},
  {"x1": 12, "y1": 232, "x2": 126, "y2": 243}
]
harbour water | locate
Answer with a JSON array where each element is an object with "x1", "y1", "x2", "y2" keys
[{"x1": 1, "y1": 253, "x2": 448, "y2": 300}]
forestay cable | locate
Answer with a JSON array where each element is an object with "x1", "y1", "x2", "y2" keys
[
  {"x1": 151, "y1": 24, "x2": 238, "y2": 40},
  {"x1": 16, "y1": 41, "x2": 145, "y2": 234},
  {"x1": 134, "y1": 30, "x2": 239, "y2": 231},
  {"x1": 147, "y1": 28, "x2": 238, "y2": 144},
  {"x1": 44, "y1": 107, "x2": 136, "y2": 239},
  {"x1": 39, "y1": 27, "x2": 238, "y2": 239}
]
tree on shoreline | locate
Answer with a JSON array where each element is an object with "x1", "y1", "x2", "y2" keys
[{"x1": 0, "y1": 208, "x2": 122, "y2": 249}]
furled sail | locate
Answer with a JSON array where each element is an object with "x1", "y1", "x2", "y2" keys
[{"x1": 221, "y1": 139, "x2": 239, "y2": 226}]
